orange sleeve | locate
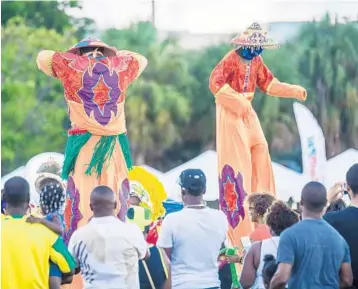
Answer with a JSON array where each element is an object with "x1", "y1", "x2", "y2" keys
[
  {"x1": 209, "y1": 51, "x2": 252, "y2": 117},
  {"x1": 257, "y1": 56, "x2": 307, "y2": 101}
]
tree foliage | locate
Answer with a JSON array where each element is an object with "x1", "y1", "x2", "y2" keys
[{"x1": 1, "y1": 18, "x2": 76, "y2": 173}]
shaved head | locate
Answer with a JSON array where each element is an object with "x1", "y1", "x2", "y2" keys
[
  {"x1": 90, "y1": 186, "x2": 116, "y2": 217},
  {"x1": 301, "y1": 182, "x2": 327, "y2": 213}
]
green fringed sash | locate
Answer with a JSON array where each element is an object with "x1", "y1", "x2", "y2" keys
[{"x1": 61, "y1": 132, "x2": 133, "y2": 180}]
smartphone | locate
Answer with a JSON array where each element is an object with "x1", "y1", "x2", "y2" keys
[{"x1": 342, "y1": 183, "x2": 349, "y2": 195}]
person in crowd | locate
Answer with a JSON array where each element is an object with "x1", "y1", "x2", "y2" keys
[
  {"x1": 27, "y1": 182, "x2": 66, "y2": 289},
  {"x1": 157, "y1": 169, "x2": 228, "y2": 289},
  {"x1": 240, "y1": 201, "x2": 299, "y2": 288},
  {"x1": 127, "y1": 205, "x2": 171, "y2": 289},
  {"x1": 270, "y1": 181, "x2": 353, "y2": 289},
  {"x1": 248, "y1": 193, "x2": 276, "y2": 242},
  {"x1": 324, "y1": 164, "x2": 358, "y2": 288},
  {"x1": 218, "y1": 244, "x2": 233, "y2": 289},
  {"x1": 68, "y1": 185, "x2": 150, "y2": 289},
  {"x1": 262, "y1": 255, "x2": 278, "y2": 289},
  {"x1": 1, "y1": 177, "x2": 75, "y2": 289}
]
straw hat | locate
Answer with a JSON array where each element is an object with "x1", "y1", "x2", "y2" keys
[
  {"x1": 231, "y1": 22, "x2": 279, "y2": 49},
  {"x1": 67, "y1": 36, "x2": 117, "y2": 57}
]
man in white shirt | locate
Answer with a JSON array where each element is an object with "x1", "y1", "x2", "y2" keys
[
  {"x1": 68, "y1": 186, "x2": 149, "y2": 289},
  {"x1": 157, "y1": 169, "x2": 228, "y2": 289}
]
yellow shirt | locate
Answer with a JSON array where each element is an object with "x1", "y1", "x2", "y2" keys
[{"x1": 1, "y1": 215, "x2": 76, "y2": 289}]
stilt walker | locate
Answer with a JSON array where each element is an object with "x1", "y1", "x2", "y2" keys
[
  {"x1": 36, "y1": 37, "x2": 147, "y2": 288},
  {"x1": 209, "y1": 23, "x2": 307, "y2": 247}
]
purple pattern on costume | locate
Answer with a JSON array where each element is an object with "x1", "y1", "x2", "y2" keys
[
  {"x1": 219, "y1": 165, "x2": 246, "y2": 228},
  {"x1": 77, "y1": 62, "x2": 121, "y2": 126},
  {"x1": 63, "y1": 177, "x2": 83, "y2": 245},
  {"x1": 117, "y1": 178, "x2": 130, "y2": 221}
]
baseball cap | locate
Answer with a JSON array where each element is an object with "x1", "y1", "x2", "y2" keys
[{"x1": 179, "y1": 169, "x2": 206, "y2": 195}]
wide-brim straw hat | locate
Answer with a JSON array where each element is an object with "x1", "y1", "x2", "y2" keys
[
  {"x1": 231, "y1": 22, "x2": 279, "y2": 49},
  {"x1": 67, "y1": 36, "x2": 117, "y2": 57},
  {"x1": 35, "y1": 173, "x2": 66, "y2": 195}
]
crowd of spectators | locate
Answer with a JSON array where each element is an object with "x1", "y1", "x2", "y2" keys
[{"x1": 1, "y1": 163, "x2": 357, "y2": 289}]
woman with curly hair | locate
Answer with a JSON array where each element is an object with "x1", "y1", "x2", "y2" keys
[
  {"x1": 248, "y1": 193, "x2": 276, "y2": 242},
  {"x1": 239, "y1": 201, "x2": 300, "y2": 289}
]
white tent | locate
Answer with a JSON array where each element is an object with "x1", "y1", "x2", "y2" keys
[
  {"x1": 325, "y1": 149, "x2": 358, "y2": 188},
  {"x1": 162, "y1": 150, "x2": 305, "y2": 202},
  {"x1": 163, "y1": 150, "x2": 218, "y2": 201},
  {"x1": 1, "y1": 166, "x2": 26, "y2": 190}
]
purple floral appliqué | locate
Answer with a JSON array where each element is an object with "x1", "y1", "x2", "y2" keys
[
  {"x1": 77, "y1": 62, "x2": 121, "y2": 126},
  {"x1": 219, "y1": 164, "x2": 246, "y2": 228},
  {"x1": 117, "y1": 178, "x2": 130, "y2": 221},
  {"x1": 63, "y1": 177, "x2": 83, "y2": 245}
]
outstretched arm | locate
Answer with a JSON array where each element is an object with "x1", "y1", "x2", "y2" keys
[
  {"x1": 256, "y1": 56, "x2": 307, "y2": 101},
  {"x1": 209, "y1": 50, "x2": 252, "y2": 117}
]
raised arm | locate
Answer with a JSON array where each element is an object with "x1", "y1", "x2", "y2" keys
[
  {"x1": 256, "y1": 56, "x2": 307, "y2": 101},
  {"x1": 209, "y1": 50, "x2": 252, "y2": 117},
  {"x1": 116, "y1": 50, "x2": 148, "y2": 80}
]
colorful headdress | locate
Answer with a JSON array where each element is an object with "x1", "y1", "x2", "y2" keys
[
  {"x1": 128, "y1": 166, "x2": 167, "y2": 220},
  {"x1": 126, "y1": 205, "x2": 152, "y2": 232},
  {"x1": 67, "y1": 36, "x2": 117, "y2": 57},
  {"x1": 231, "y1": 22, "x2": 279, "y2": 49}
]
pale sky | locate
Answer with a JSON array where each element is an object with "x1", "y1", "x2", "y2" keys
[{"x1": 68, "y1": 0, "x2": 358, "y2": 33}]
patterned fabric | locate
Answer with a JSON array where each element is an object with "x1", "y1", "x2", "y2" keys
[
  {"x1": 209, "y1": 51, "x2": 274, "y2": 96},
  {"x1": 63, "y1": 177, "x2": 83, "y2": 245},
  {"x1": 219, "y1": 165, "x2": 246, "y2": 228},
  {"x1": 231, "y1": 22, "x2": 279, "y2": 49}
]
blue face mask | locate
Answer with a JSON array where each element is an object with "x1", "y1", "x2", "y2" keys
[{"x1": 239, "y1": 47, "x2": 263, "y2": 60}]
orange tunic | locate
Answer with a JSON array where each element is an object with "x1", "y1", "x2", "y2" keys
[{"x1": 209, "y1": 50, "x2": 306, "y2": 248}]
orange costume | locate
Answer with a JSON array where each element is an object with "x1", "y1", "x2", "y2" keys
[
  {"x1": 37, "y1": 37, "x2": 147, "y2": 288},
  {"x1": 209, "y1": 23, "x2": 307, "y2": 247}
]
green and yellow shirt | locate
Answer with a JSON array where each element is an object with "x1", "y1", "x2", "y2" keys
[{"x1": 1, "y1": 215, "x2": 76, "y2": 289}]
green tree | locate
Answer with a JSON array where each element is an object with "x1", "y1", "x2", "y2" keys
[
  {"x1": 1, "y1": 18, "x2": 76, "y2": 175},
  {"x1": 1, "y1": 1, "x2": 94, "y2": 37},
  {"x1": 295, "y1": 15, "x2": 358, "y2": 156}
]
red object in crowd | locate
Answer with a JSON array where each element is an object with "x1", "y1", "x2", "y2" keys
[{"x1": 146, "y1": 219, "x2": 162, "y2": 245}]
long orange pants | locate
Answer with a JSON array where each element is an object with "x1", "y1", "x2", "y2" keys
[{"x1": 217, "y1": 104, "x2": 275, "y2": 247}]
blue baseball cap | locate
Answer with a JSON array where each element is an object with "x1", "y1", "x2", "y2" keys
[{"x1": 179, "y1": 169, "x2": 206, "y2": 195}]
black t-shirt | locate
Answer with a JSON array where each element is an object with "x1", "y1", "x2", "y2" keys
[{"x1": 324, "y1": 206, "x2": 358, "y2": 287}]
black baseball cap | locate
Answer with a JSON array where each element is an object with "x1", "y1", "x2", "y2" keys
[{"x1": 179, "y1": 169, "x2": 206, "y2": 196}]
